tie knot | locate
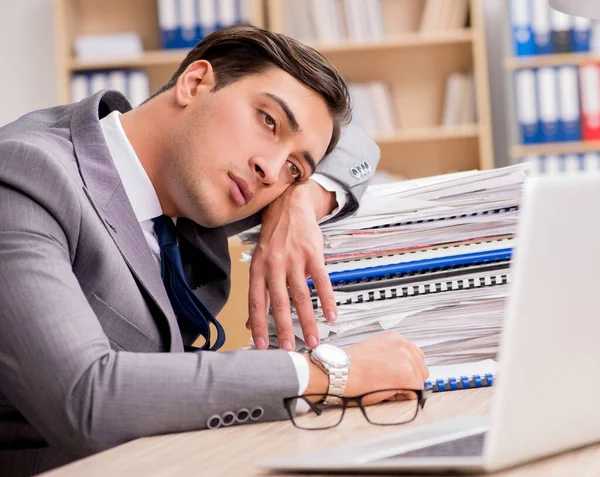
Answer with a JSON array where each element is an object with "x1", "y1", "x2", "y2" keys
[{"x1": 153, "y1": 215, "x2": 177, "y2": 249}]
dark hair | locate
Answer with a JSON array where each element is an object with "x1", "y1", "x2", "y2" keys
[{"x1": 153, "y1": 24, "x2": 351, "y2": 155}]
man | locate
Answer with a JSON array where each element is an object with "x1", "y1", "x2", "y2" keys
[{"x1": 0, "y1": 25, "x2": 427, "y2": 475}]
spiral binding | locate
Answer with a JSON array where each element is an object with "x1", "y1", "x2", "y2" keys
[{"x1": 425, "y1": 373, "x2": 494, "y2": 393}]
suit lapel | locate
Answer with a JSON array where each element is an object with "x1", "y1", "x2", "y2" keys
[{"x1": 70, "y1": 91, "x2": 183, "y2": 352}]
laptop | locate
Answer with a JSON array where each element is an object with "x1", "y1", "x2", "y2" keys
[{"x1": 263, "y1": 175, "x2": 600, "y2": 474}]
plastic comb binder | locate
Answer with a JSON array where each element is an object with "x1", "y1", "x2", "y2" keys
[{"x1": 424, "y1": 360, "x2": 498, "y2": 393}]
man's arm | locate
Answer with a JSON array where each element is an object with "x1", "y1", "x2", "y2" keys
[
  {"x1": 226, "y1": 122, "x2": 380, "y2": 350},
  {"x1": 0, "y1": 141, "x2": 299, "y2": 456}
]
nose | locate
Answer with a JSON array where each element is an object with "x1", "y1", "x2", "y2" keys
[{"x1": 249, "y1": 154, "x2": 281, "y2": 186}]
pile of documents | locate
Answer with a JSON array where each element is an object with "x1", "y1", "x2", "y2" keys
[{"x1": 240, "y1": 165, "x2": 528, "y2": 366}]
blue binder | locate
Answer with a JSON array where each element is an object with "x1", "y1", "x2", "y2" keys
[
  {"x1": 308, "y1": 248, "x2": 513, "y2": 287},
  {"x1": 531, "y1": 0, "x2": 553, "y2": 54},
  {"x1": 509, "y1": 0, "x2": 535, "y2": 56},
  {"x1": 572, "y1": 16, "x2": 592, "y2": 52},
  {"x1": 557, "y1": 66, "x2": 582, "y2": 142},
  {"x1": 515, "y1": 69, "x2": 541, "y2": 144}
]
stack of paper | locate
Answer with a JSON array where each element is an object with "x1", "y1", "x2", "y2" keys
[{"x1": 240, "y1": 165, "x2": 528, "y2": 366}]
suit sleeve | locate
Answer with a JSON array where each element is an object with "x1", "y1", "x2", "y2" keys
[{"x1": 0, "y1": 140, "x2": 299, "y2": 457}]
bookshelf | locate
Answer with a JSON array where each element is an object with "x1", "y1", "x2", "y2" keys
[
  {"x1": 267, "y1": 0, "x2": 494, "y2": 178},
  {"x1": 503, "y1": 2, "x2": 600, "y2": 162},
  {"x1": 53, "y1": 0, "x2": 494, "y2": 351},
  {"x1": 54, "y1": 0, "x2": 265, "y2": 104}
]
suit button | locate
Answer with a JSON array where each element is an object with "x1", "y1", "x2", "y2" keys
[
  {"x1": 222, "y1": 411, "x2": 236, "y2": 426},
  {"x1": 236, "y1": 408, "x2": 250, "y2": 423},
  {"x1": 207, "y1": 415, "x2": 222, "y2": 429},
  {"x1": 250, "y1": 406, "x2": 264, "y2": 421}
]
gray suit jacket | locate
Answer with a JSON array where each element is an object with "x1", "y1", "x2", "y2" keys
[
  {"x1": 549, "y1": 0, "x2": 600, "y2": 19},
  {"x1": 0, "y1": 91, "x2": 379, "y2": 475}
]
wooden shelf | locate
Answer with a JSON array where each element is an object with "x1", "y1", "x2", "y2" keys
[
  {"x1": 68, "y1": 29, "x2": 474, "y2": 72},
  {"x1": 504, "y1": 52, "x2": 600, "y2": 70},
  {"x1": 511, "y1": 141, "x2": 600, "y2": 158},
  {"x1": 374, "y1": 124, "x2": 480, "y2": 145},
  {"x1": 69, "y1": 49, "x2": 189, "y2": 71},
  {"x1": 309, "y1": 29, "x2": 473, "y2": 55}
]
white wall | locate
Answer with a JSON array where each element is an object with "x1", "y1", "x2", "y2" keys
[
  {"x1": 482, "y1": 0, "x2": 511, "y2": 168},
  {"x1": 0, "y1": 0, "x2": 58, "y2": 126}
]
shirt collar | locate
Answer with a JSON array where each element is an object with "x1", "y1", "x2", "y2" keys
[{"x1": 99, "y1": 110, "x2": 163, "y2": 223}]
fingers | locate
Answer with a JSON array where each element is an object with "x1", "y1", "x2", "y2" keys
[
  {"x1": 248, "y1": 261, "x2": 269, "y2": 350},
  {"x1": 265, "y1": 256, "x2": 296, "y2": 351},
  {"x1": 310, "y1": 263, "x2": 337, "y2": 323},
  {"x1": 288, "y1": 271, "x2": 319, "y2": 349}
]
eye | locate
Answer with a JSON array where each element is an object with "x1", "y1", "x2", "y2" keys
[
  {"x1": 260, "y1": 111, "x2": 277, "y2": 133},
  {"x1": 287, "y1": 161, "x2": 302, "y2": 180}
]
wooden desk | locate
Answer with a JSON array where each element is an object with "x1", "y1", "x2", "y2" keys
[{"x1": 39, "y1": 388, "x2": 600, "y2": 476}]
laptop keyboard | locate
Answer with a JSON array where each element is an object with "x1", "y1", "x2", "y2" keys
[{"x1": 385, "y1": 432, "x2": 486, "y2": 459}]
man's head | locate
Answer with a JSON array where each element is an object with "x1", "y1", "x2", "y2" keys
[{"x1": 132, "y1": 25, "x2": 351, "y2": 227}]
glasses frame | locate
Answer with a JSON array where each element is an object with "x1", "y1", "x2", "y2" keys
[{"x1": 283, "y1": 388, "x2": 433, "y2": 430}]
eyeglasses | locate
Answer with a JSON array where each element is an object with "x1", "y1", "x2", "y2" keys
[{"x1": 283, "y1": 388, "x2": 432, "y2": 430}]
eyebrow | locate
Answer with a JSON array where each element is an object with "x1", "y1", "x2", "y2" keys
[{"x1": 262, "y1": 92, "x2": 317, "y2": 175}]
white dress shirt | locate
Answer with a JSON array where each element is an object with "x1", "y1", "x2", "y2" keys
[{"x1": 99, "y1": 110, "x2": 346, "y2": 397}]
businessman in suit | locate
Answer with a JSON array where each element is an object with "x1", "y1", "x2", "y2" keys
[{"x1": 0, "y1": 25, "x2": 427, "y2": 475}]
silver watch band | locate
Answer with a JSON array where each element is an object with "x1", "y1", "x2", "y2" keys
[{"x1": 324, "y1": 367, "x2": 348, "y2": 405}]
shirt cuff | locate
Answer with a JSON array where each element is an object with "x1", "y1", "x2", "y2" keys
[
  {"x1": 310, "y1": 174, "x2": 349, "y2": 224},
  {"x1": 288, "y1": 351, "x2": 311, "y2": 414}
]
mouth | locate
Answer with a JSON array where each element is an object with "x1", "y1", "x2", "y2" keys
[{"x1": 228, "y1": 173, "x2": 254, "y2": 206}]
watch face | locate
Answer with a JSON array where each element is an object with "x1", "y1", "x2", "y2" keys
[{"x1": 313, "y1": 344, "x2": 350, "y2": 367}]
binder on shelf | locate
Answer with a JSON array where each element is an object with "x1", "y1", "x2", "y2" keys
[
  {"x1": 90, "y1": 72, "x2": 108, "y2": 96},
  {"x1": 197, "y1": 0, "x2": 218, "y2": 40},
  {"x1": 107, "y1": 70, "x2": 128, "y2": 97},
  {"x1": 544, "y1": 154, "x2": 562, "y2": 174},
  {"x1": 550, "y1": 8, "x2": 573, "y2": 53},
  {"x1": 217, "y1": 0, "x2": 238, "y2": 31},
  {"x1": 180, "y1": 0, "x2": 199, "y2": 48},
  {"x1": 557, "y1": 65, "x2": 582, "y2": 141},
  {"x1": 515, "y1": 69, "x2": 540, "y2": 144},
  {"x1": 509, "y1": 0, "x2": 535, "y2": 56},
  {"x1": 563, "y1": 153, "x2": 582, "y2": 173},
  {"x1": 536, "y1": 67, "x2": 560, "y2": 143},
  {"x1": 582, "y1": 152, "x2": 600, "y2": 172},
  {"x1": 579, "y1": 63, "x2": 600, "y2": 141},
  {"x1": 70, "y1": 74, "x2": 89, "y2": 103},
  {"x1": 572, "y1": 16, "x2": 593, "y2": 52},
  {"x1": 128, "y1": 70, "x2": 151, "y2": 107},
  {"x1": 531, "y1": 0, "x2": 553, "y2": 54},
  {"x1": 157, "y1": 0, "x2": 180, "y2": 49}
]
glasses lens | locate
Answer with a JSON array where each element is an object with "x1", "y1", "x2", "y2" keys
[
  {"x1": 361, "y1": 389, "x2": 420, "y2": 425},
  {"x1": 288, "y1": 396, "x2": 344, "y2": 430}
]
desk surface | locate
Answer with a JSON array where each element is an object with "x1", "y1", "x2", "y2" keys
[{"x1": 39, "y1": 388, "x2": 600, "y2": 476}]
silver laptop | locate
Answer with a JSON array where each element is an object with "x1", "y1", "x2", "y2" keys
[{"x1": 263, "y1": 176, "x2": 600, "y2": 474}]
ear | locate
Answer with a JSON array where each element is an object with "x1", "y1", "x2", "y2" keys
[{"x1": 174, "y1": 60, "x2": 217, "y2": 107}]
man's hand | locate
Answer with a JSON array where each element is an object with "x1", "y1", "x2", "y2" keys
[
  {"x1": 247, "y1": 180, "x2": 338, "y2": 351},
  {"x1": 304, "y1": 332, "x2": 429, "y2": 404}
]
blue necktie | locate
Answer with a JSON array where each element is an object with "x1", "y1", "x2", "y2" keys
[{"x1": 153, "y1": 215, "x2": 226, "y2": 351}]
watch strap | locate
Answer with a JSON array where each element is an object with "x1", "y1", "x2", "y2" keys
[{"x1": 324, "y1": 366, "x2": 348, "y2": 405}]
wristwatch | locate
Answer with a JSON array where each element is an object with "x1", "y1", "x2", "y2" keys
[{"x1": 309, "y1": 344, "x2": 350, "y2": 405}]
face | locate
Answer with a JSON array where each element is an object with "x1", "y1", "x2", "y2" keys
[{"x1": 161, "y1": 61, "x2": 334, "y2": 227}]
